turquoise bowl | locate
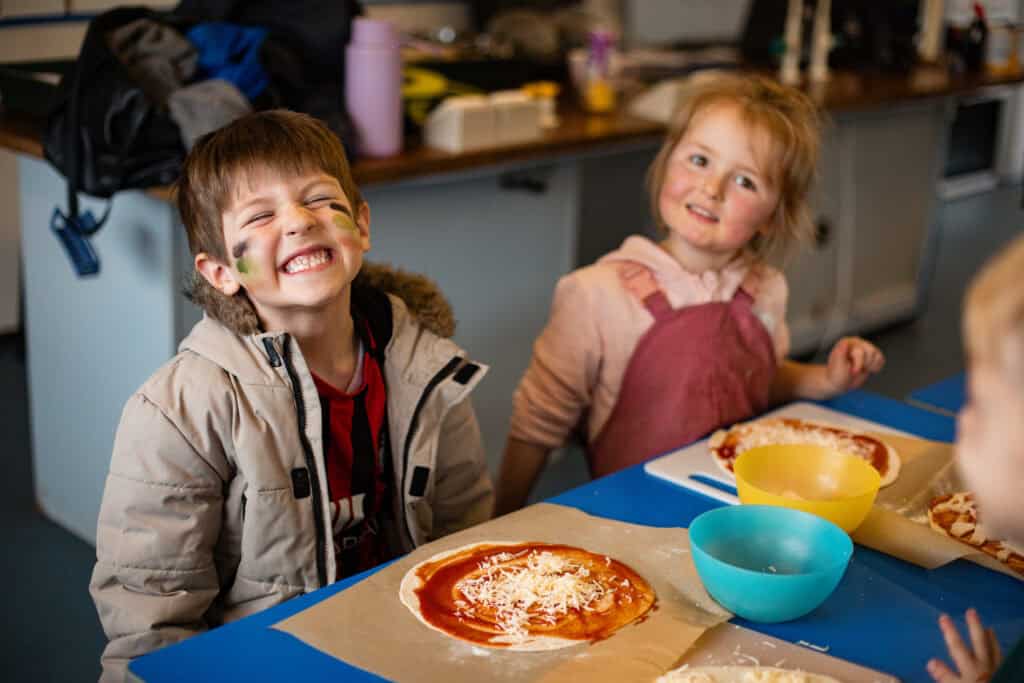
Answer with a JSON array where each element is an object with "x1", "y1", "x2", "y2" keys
[{"x1": 688, "y1": 505, "x2": 853, "y2": 623}]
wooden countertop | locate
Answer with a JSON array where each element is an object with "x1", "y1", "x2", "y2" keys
[
  {"x1": 3, "y1": 64, "x2": 1023, "y2": 191},
  {"x1": 802, "y1": 64, "x2": 1024, "y2": 111},
  {"x1": 353, "y1": 103, "x2": 663, "y2": 186}
]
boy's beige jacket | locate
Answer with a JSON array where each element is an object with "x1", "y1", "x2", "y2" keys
[{"x1": 89, "y1": 266, "x2": 493, "y2": 682}]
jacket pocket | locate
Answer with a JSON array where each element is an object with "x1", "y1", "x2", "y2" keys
[{"x1": 410, "y1": 498, "x2": 433, "y2": 541}]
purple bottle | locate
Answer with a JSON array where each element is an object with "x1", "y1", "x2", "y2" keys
[{"x1": 345, "y1": 18, "x2": 403, "y2": 157}]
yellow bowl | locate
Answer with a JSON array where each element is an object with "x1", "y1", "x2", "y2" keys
[{"x1": 733, "y1": 444, "x2": 881, "y2": 533}]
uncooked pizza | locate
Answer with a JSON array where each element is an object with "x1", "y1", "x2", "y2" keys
[
  {"x1": 656, "y1": 665, "x2": 841, "y2": 683},
  {"x1": 399, "y1": 541, "x2": 657, "y2": 650},
  {"x1": 928, "y1": 492, "x2": 1024, "y2": 576},
  {"x1": 708, "y1": 417, "x2": 901, "y2": 487}
]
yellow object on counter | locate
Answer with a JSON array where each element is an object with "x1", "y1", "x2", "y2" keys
[
  {"x1": 986, "y1": 23, "x2": 1022, "y2": 75},
  {"x1": 522, "y1": 81, "x2": 561, "y2": 128},
  {"x1": 402, "y1": 67, "x2": 482, "y2": 126},
  {"x1": 584, "y1": 79, "x2": 616, "y2": 113},
  {"x1": 521, "y1": 81, "x2": 560, "y2": 99}
]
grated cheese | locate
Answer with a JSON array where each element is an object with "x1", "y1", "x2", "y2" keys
[
  {"x1": 657, "y1": 666, "x2": 836, "y2": 683},
  {"x1": 454, "y1": 550, "x2": 611, "y2": 642},
  {"x1": 932, "y1": 492, "x2": 1024, "y2": 558},
  {"x1": 727, "y1": 420, "x2": 876, "y2": 460}
]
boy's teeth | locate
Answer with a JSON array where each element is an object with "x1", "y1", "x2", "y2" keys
[{"x1": 284, "y1": 249, "x2": 329, "y2": 274}]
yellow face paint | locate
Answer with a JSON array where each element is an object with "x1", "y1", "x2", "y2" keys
[
  {"x1": 330, "y1": 202, "x2": 362, "y2": 239},
  {"x1": 333, "y1": 213, "x2": 361, "y2": 237}
]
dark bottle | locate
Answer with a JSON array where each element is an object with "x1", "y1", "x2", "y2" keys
[{"x1": 964, "y1": 1, "x2": 989, "y2": 72}]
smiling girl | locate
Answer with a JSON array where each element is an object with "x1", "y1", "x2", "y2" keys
[{"x1": 496, "y1": 72, "x2": 885, "y2": 513}]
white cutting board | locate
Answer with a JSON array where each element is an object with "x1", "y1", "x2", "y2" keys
[{"x1": 643, "y1": 402, "x2": 914, "y2": 505}]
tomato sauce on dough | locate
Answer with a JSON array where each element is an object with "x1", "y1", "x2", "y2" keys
[{"x1": 411, "y1": 542, "x2": 656, "y2": 647}]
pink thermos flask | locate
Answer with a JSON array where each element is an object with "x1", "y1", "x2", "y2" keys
[{"x1": 345, "y1": 18, "x2": 403, "y2": 157}]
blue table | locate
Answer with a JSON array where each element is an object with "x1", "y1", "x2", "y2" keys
[
  {"x1": 908, "y1": 373, "x2": 966, "y2": 416},
  {"x1": 128, "y1": 391, "x2": 1024, "y2": 683}
]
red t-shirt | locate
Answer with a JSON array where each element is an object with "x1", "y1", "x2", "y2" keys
[{"x1": 312, "y1": 340, "x2": 389, "y2": 578}]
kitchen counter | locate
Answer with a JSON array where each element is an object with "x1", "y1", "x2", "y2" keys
[{"x1": 3, "y1": 64, "x2": 1023, "y2": 190}]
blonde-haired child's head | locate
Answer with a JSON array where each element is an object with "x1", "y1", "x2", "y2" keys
[
  {"x1": 956, "y1": 234, "x2": 1024, "y2": 545},
  {"x1": 963, "y1": 235, "x2": 1024, "y2": 379},
  {"x1": 646, "y1": 71, "x2": 821, "y2": 260}
]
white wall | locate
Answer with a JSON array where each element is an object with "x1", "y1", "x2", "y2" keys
[
  {"x1": 0, "y1": 1, "x2": 64, "y2": 19},
  {"x1": 0, "y1": 151, "x2": 20, "y2": 334},
  {"x1": 621, "y1": 0, "x2": 750, "y2": 46},
  {"x1": 947, "y1": 0, "x2": 1019, "y2": 25},
  {"x1": 364, "y1": 2, "x2": 470, "y2": 34}
]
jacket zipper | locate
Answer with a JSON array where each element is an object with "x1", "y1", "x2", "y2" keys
[
  {"x1": 279, "y1": 334, "x2": 328, "y2": 588},
  {"x1": 400, "y1": 356, "x2": 464, "y2": 548}
]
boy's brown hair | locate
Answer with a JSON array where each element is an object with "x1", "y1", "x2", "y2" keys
[
  {"x1": 964, "y1": 235, "x2": 1024, "y2": 377},
  {"x1": 645, "y1": 71, "x2": 822, "y2": 260},
  {"x1": 176, "y1": 109, "x2": 363, "y2": 334}
]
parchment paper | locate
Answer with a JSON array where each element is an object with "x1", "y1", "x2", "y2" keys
[
  {"x1": 851, "y1": 433, "x2": 1022, "y2": 581},
  {"x1": 676, "y1": 623, "x2": 898, "y2": 682},
  {"x1": 273, "y1": 503, "x2": 732, "y2": 682}
]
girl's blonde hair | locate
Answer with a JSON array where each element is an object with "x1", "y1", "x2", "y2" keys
[
  {"x1": 645, "y1": 71, "x2": 822, "y2": 260},
  {"x1": 964, "y1": 234, "x2": 1024, "y2": 378}
]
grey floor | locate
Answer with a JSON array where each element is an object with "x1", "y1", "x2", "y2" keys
[{"x1": 2, "y1": 185, "x2": 1022, "y2": 682}]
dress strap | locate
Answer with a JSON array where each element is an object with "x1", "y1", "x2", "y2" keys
[
  {"x1": 617, "y1": 262, "x2": 672, "y2": 318},
  {"x1": 735, "y1": 263, "x2": 763, "y2": 305}
]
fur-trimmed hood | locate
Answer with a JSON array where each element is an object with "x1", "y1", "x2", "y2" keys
[
  {"x1": 356, "y1": 262, "x2": 455, "y2": 339},
  {"x1": 186, "y1": 260, "x2": 456, "y2": 339}
]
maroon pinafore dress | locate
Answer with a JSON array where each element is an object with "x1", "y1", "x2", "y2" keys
[{"x1": 588, "y1": 262, "x2": 777, "y2": 477}]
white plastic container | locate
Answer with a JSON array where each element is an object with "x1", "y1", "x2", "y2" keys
[
  {"x1": 423, "y1": 93, "x2": 541, "y2": 153},
  {"x1": 490, "y1": 91, "x2": 542, "y2": 145}
]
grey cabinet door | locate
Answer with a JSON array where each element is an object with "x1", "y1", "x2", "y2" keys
[
  {"x1": 843, "y1": 101, "x2": 947, "y2": 329},
  {"x1": 784, "y1": 99, "x2": 947, "y2": 356}
]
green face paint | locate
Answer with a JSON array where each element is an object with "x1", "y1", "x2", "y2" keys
[{"x1": 232, "y1": 239, "x2": 253, "y2": 276}]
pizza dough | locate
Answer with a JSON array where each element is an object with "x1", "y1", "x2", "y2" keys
[
  {"x1": 928, "y1": 492, "x2": 1024, "y2": 575},
  {"x1": 656, "y1": 665, "x2": 842, "y2": 683},
  {"x1": 399, "y1": 541, "x2": 657, "y2": 650},
  {"x1": 708, "y1": 417, "x2": 901, "y2": 487}
]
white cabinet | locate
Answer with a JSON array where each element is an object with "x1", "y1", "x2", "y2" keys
[{"x1": 19, "y1": 157, "x2": 194, "y2": 543}]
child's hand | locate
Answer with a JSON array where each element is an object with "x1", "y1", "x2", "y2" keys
[
  {"x1": 927, "y1": 610, "x2": 1002, "y2": 682},
  {"x1": 825, "y1": 336, "x2": 885, "y2": 393}
]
